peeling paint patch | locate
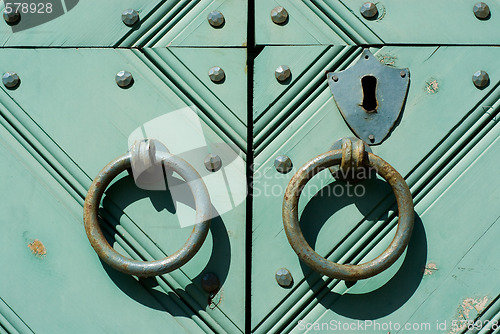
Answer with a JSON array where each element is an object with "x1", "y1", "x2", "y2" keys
[
  {"x1": 208, "y1": 288, "x2": 223, "y2": 310},
  {"x1": 448, "y1": 296, "x2": 489, "y2": 334},
  {"x1": 377, "y1": 54, "x2": 397, "y2": 66},
  {"x1": 425, "y1": 79, "x2": 439, "y2": 94},
  {"x1": 28, "y1": 239, "x2": 46, "y2": 257},
  {"x1": 424, "y1": 262, "x2": 438, "y2": 275}
]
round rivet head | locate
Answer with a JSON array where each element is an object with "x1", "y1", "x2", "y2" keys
[
  {"x1": 472, "y1": 70, "x2": 489, "y2": 88},
  {"x1": 271, "y1": 6, "x2": 288, "y2": 24},
  {"x1": 115, "y1": 70, "x2": 133, "y2": 88},
  {"x1": 473, "y1": 2, "x2": 490, "y2": 19},
  {"x1": 122, "y1": 9, "x2": 139, "y2": 26},
  {"x1": 2, "y1": 72, "x2": 19, "y2": 88},
  {"x1": 3, "y1": 9, "x2": 20, "y2": 24},
  {"x1": 275, "y1": 65, "x2": 291, "y2": 82},
  {"x1": 204, "y1": 153, "x2": 222, "y2": 172},
  {"x1": 274, "y1": 155, "x2": 292, "y2": 174},
  {"x1": 275, "y1": 268, "x2": 293, "y2": 288},
  {"x1": 207, "y1": 10, "x2": 224, "y2": 27},
  {"x1": 208, "y1": 66, "x2": 225, "y2": 83},
  {"x1": 360, "y1": 2, "x2": 378, "y2": 19},
  {"x1": 201, "y1": 272, "x2": 220, "y2": 293}
]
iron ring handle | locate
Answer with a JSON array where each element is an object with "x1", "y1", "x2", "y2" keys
[
  {"x1": 84, "y1": 151, "x2": 211, "y2": 277},
  {"x1": 282, "y1": 139, "x2": 414, "y2": 280}
]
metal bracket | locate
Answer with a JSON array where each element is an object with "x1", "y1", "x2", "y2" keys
[{"x1": 327, "y1": 49, "x2": 410, "y2": 145}]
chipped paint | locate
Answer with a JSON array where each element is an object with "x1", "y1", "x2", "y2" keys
[
  {"x1": 377, "y1": 54, "x2": 397, "y2": 66},
  {"x1": 425, "y1": 79, "x2": 439, "y2": 94},
  {"x1": 208, "y1": 288, "x2": 223, "y2": 310},
  {"x1": 448, "y1": 296, "x2": 489, "y2": 334},
  {"x1": 424, "y1": 262, "x2": 438, "y2": 275},
  {"x1": 28, "y1": 239, "x2": 46, "y2": 257}
]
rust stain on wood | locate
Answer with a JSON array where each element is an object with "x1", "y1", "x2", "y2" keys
[{"x1": 28, "y1": 239, "x2": 46, "y2": 257}]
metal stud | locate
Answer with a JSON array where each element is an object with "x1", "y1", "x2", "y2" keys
[
  {"x1": 207, "y1": 10, "x2": 224, "y2": 27},
  {"x1": 473, "y1": 2, "x2": 490, "y2": 19},
  {"x1": 204, "y1": 153, "x2": 222, "y2": 172},
  {"x1": 208, "y1": 66, "x2": 225, "y2": 83},
  {"x1": 275, "y1": 65, "x2": 291, "y2": 82},
  {"x1": 472, "y1": 70, "x2": 489, "y2": 88},
  {"x1": 275, "y1": 268, "x2": 293, "y2": 287},
  {"x1": 271, "y1": 6, "x2": 288, "y2": 25},
  {"x1": 122, "y1": 9, "x2": 139, "y2": 26},
  {"x1": 360, "y1": 2, "x2": 378, "y2": 19},
  {"x1": 2, "y1": 72, "x2": 19, "y2": 88},
  {"x1": 201, "y1": 272, "x2": 220, "y2": 293},
  {"x1": 115, "y1": 70, "x2": 133, "y2": 88},
  {"x1": 274, "y1": 155, "x2": 292, "y2": 174},
  {"x1": 3, "y1": 9, "x2": 20, "y2": 24}
]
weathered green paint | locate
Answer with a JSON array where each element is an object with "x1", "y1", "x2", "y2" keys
[
  {"x1": 1, "y1": 1, "x2": 500, "y2": 333},
  {"x1": 0, "y1": 48, "x2": 246, "y2": 333},
  {"x1": 0, "y1": 0, "x2": 247, "y2": 47},
  {"x1": 252, "y1": 46, "x2": 500, "y2": 332}
]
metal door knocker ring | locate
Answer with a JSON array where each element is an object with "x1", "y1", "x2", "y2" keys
[
  {"x1": 282, "y1": 138, "x2": 414, "y2": 280},
  {"x1": 84, "y1": 140, "x2": 211, "y2": 277}
]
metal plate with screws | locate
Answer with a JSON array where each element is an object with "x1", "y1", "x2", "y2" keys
[{"x1": 326, "y1": 49, "x2": 410, "y2": 145}]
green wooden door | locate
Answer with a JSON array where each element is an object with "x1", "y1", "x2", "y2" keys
[{"x1": 1, "y1": 1, "x2": 499, "y2": 334}]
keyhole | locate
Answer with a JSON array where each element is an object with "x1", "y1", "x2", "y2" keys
[{"x1": 361, "y1": 75, "x2": 377, "y2": 112}]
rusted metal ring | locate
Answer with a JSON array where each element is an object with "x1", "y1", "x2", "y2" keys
[
  {"x1": 282, "y1": 148, "x2": 414, "y2": 280},
  {"x1": 84, "y1": 152, "x2": 211, "y2": 277}
]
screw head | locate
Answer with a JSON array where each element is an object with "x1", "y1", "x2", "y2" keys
[
  {"x1": 204, "y1": 153, "x2": 222, "y2": 172},
  {"x1": 368, "y1": 134, "x2": 375, "y2": 142},
  {"x1": 473, "y1": 2, "x2": 490, "y2": 19},
  {"x1": 207, "y1": 10, "x2": 224, "y2": 27},
  {"x1": 275, "y1": 65, "x2": 291, "y2": 82},
  {"x1": 201, "y1": 272, "x2": 220, "y2": 293},
  {"x1": 271, "y1": 6, "x2": 288, "y2": 24},
  {"x1": 275, "y1": 268, "x2": 293, "y2": 287},
  {"x1": 331, "y1": 75, "x2": 339, "y2": 82},
  {"x1": 3, "y1": 9, "x2": 20, "y2": 24},
  {"x1": 472, "y1": 70, "x2": 489, "y2": 88},
  {"x1": 115, "y1": 70, "x2": 133, "y2": 88},
  {"x1": 360, "y1": 2, "x2": 378, "y2": 19},
  {"x1": 274, "y1": 155, "x2": 292, "y2": 174},
  {"x1": 122, "y1": 9, "x2": 139, "y2": 26},
  {"x1": 400, "y1": 71, "x2": 406, "y2": 78},
  {"x1": 2, "y1": 72, "x2": 19, "y2": 88},
  {"x1": 208, "y1": 66, "x2": 225, "y2": 83}
]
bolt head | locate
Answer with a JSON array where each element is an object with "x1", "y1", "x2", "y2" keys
[
  {"x1": 473, "y1": 2, "x2": 490, "y2": 19},
  {"x1": 275, "y1": 268, "x2": 293, "y2": 287},
  {"x1": 2, "y1": 72, "x2": 19, "y2": 88},
  {"x1": 115, "y1": 70, "x2": 133, "y2": 88},
  {"x1": 3, "y1": 9, "x2": 20, "y2": 24},
  {"x1": 274, "y1": 155, "x2": 292, "y2": 174},
  {"x1": 271, "y1": 6, "x2": 288, "y2": 24},
  {"x1": 207, "y1": 10, "x2": 224, "y2": 27},
  {"x1": 360, "y1": 2, "x2": 378, "y2": 19},
  {"x1": 208, "y1": 66, "x2": 225, "y2": 83},
  {"x1": 275, "y1": 65, "x2": 291, "y2": 82},
  {"x1": 122, "y1": 9, "x2": 139, "y2": 26},
  {"x1": 472, "y1": 70, "x2": 489, "y2": 88},
  {"x1": 204, "y1": 153, "x2": 222, "y2": 172},
  {"x1": 201, "y1": 272, "x2": 220, "y2": 293}
]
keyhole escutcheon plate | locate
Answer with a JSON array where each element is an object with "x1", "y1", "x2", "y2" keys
[{"x1": 327, "y1": 49, "x2": 410, "y2": 145}]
